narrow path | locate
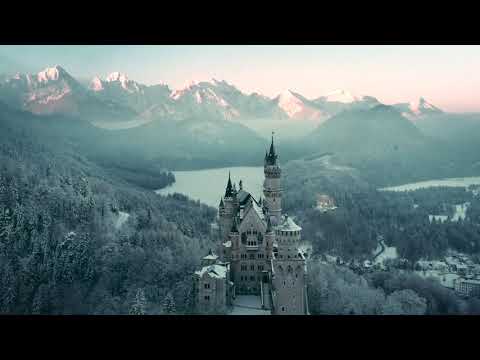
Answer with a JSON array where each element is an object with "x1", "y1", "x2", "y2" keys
[{"x1": 372, "y1": 239, "x2": 386, "y2": 261}]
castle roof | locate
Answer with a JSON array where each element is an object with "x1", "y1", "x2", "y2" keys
[
  {"x1": 237, "y1": 189, "x2": 251, "y2": 206},
  {"x1": 195, "y1": 264, "x2": 227, "y2": 279},
  {"x1": 277, "y1": 215, "x2": 302, "y2": 232},
  {"x1": 203, "y1": 249, "x2": 219, "y2": 261}
]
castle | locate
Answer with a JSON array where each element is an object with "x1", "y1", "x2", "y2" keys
[{"x1": 193, "y1": 136, "x2": 309, "y2": 315}]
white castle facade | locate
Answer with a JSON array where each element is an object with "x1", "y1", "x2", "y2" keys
[{"x1": 193, "y1": 136, "x2": 309, "y2": 315}]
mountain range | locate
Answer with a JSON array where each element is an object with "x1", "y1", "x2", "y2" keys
[
  {"x1": 2, "y1": 65, "x2": 480, "y2": 187},
  {"x1": 0, "y1": 65, "x2": 447, "y2": 128}
]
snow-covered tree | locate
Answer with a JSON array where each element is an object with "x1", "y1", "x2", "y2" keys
[
  {"x1": 381, "y1": 289, "x2": 427, "y2": 315},
  {"x1": 162, "y1": 292, "x2": 176, "y2": 314},
  {"x1": 130, "y1": 288, "x2": 147, "y2": 315}
]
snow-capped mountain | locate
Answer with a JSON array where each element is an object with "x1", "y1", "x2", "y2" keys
[
  {"x1": 169, "y1": 79, "x2": 242, "y2": 120},
  {"x1": 90, "y1": 72, "x2": 144, "y2": 94},
  {"x1": 0, "y1": 66, "x2": 137, "y2": 122},
  {"x1": 89, "y1": 72, "x2": 174, "y2": 117},
  {"x1": 0, "y1": 64, "x2": 448, "y2": 134},
  {"x1": 317, "y1": 89, "x2": 359, "y2": 103},
  {"x1": 393, "y1": 97, "x2": 443, "y2": 120},
  {"x1": 312, "y1": 90, "x2": 382, "y2": 117},
  {"x1": 274, "y1": 90, "x2": 327, "y2": 121}
]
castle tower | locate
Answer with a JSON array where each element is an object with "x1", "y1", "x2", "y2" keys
[
  {"x1": 271, "y1": 214, "x2": 307, "y2": 315},
  {"x1": 219, "y1": 172, "x2": 236, "y2": 241},
  {"x1": 263, "y1": 134, "x2": 282, "y2": 224}
]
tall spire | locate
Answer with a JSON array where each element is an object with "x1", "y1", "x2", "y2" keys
[
  {"x1": 269, "y1": 131, "x2": 275, "y2": 156},
  {"x1": 265, "y1": 131, "x2": 278, "y2": 165},
  {"x1": 225, "y1": 171, "x2": 233, "y2": 197}
]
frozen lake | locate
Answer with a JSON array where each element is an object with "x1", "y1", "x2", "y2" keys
[
  {"x1": 155, "y1": 166, "x2": 264, "y2": 208},
  {"x1": 379, "y1": 176, "x2": 480, "y2": 192}
]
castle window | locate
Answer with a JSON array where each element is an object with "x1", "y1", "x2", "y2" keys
[
  {"x1": 250, "y1": 276, "x2": 255, "y2": 281},
  {"x1": 204, "y1": 283, "x2": 210, "y2": 289},
  {"x1": 241, "y1": 233, "x2": 247, "y2": 244},
  {"x1": 250, "y1": 265, "x2": 255, "y2": 271},
  {"x1": 281, "y1": 307, "x2": 285, "y2": 312},
  {"x1": 249, "y1": 254, "x2": 255, "y2": 259},
  {"x1": 205, "y1": 296, "x2": 210, "y2": 301},
  {"x1": 241, "y1": 264, "x2": 247, "y2": 271}
]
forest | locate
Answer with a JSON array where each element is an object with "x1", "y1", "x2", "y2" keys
[
  {"x1": 283, "y1": 164, "x2": 480, "y2": 263},
  {"x1": 0, "y1": 108, "x2": 217, "y2": 314}
]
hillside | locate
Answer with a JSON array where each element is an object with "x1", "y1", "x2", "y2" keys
[{"x1": 0, "y1": 100, "x2": 217, "y2": 314}]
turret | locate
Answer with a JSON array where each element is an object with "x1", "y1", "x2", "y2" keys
[
  {"x1": 263, "y1": 133, "x2": 282, "y2": 224},
  {"x1": 219, "y1": 197, "x2": 224, "y2": 213},
  {"x1": 220, "y1": 172, "x2": 235, "y2": 240},
  {"x1": 275, "y1": 214, "x2": 302, "y2": 259}
]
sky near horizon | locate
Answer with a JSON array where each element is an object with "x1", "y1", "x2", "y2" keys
[{"x1": 1, "y1": 45, "x2": 479, "y2": 112}]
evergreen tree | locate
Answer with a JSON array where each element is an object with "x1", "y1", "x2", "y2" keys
[
  {"x1": 129, "y1": 288, "x2": 147, "y2": 315},
  {"x1": 162, "y1": 292, "x2": 176, "y2": 314}
]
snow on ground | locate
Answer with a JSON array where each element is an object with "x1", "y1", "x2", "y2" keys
[
  {"x1": 373, "y1": 240, "x2": 398, "y2": 265},
  {"x1": 229, "y1": 295, "x2": 270, "y2": 315},
  {"x1": 115, "y1": 211, "x2": 130, "y2": 230},
  {"x1": 379, "y1": 177, "x2": 480, "y2": 192}
]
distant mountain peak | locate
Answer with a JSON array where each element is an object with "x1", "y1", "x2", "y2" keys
[
  {"x1": 37, "y1": 65, "x2": 69, "y2": 83},
  {"x1": 106, "y1": 71, "x2": 128, "y2": 83},
  {"x1": 91, "y1": 72, "x2": 142, "y2": 94},
  {"x1": 409, "y1": 97, "x2": 442, "y2": 115},
  {"x1": 392, "y1": 97, "x2": 443, "y2": 120},
  {"x1": 322, "y1": 89, "x2": 358, "y2": 103},
  {"x1": 90, "y1": 76, "x2": 104, "y2": 91},
  {"x1": 277, "y1": 90, "x2": 305, "y2": 117}
]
